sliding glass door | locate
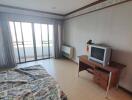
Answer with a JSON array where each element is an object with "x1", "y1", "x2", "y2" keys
[
  {"x1": 9, "y1": 21, "x2": 54, "y2": 63},
  {"x1": 34, "y1": 24, "x2": 54, "y2": 59}
]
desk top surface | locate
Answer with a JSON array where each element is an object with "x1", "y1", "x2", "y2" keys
[{"x1": 79, "y1": 55, "x2": 126, "y2": 72}]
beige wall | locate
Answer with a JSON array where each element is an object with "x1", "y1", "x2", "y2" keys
[{"x1": 63, "y1": 1, "x2": 132, "y2": 92}]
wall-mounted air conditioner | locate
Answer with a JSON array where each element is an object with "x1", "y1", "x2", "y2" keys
[{"x1": 62, "y1": 45, "x2": 74, "y2": 59}]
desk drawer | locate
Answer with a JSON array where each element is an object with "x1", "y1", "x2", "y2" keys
[
  {"x1": 94, "y1": 75, "x2": 108, "y2": 90},
  {"x1": 94, "y1": 68, "x2": 109, "y2": 90},
  {"x1": 94, "y1": 70, "x2": 109, "y2": 81}
]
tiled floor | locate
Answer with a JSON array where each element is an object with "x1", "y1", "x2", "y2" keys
[{"x1": 18, "y1": 58, "x2": 132, "y2": 100}]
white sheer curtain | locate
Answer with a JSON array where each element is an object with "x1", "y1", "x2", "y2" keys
[{"x1": 0, "y1": 17, "x2": 16, "y2": 68}]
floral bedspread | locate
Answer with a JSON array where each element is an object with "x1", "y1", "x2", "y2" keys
[{"x1": 0, "y1": 65, "x2": 67, "y2": 100}]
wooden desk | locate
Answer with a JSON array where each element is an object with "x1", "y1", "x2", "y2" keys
[
  {"x1": 79, "y1": 55, "x2": 102, "y2": 74},
  {"x1": 78, "y1": 55, "x2": 126, "y2": 96}
]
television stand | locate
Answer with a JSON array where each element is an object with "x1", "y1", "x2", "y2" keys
[{"x1": 78, "y1": 55, "x2": 126, "y2": 97}]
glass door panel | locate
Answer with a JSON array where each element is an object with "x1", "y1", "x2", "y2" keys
[
  {"x1": 48, "y1": 25, "x2": 54, "y2": 57},
  {"x1": 9, "y1": 22, "x2": 19, "y2": 63},
  {"x1": 21, "y1": 22, "x2": 34, "y2": 61},
  {"x1": 41, "y1": 24, "x2": 49, "y2": 58},
  {"x1": 9, "y1": 21, "x2": 34, "y2": 63},
  {"x1": 15, "y1": 22, "x2": 25, "y2": 62}
]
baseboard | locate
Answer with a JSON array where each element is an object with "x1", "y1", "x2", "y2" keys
[
  {"x1": 70, "y1": 58, "x2": 78, "y2": 65},
  {"x1": 119, "y1": 86, "x2": 132, "y2": 95}
]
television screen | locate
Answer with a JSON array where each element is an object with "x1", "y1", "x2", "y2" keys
[{"x1": 91, "y1": 47, "x2": 105, "y2": 61}]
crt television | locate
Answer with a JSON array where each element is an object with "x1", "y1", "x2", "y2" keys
[{"x1": 88, "y1": 45, "x2": 111, "y2": 66}]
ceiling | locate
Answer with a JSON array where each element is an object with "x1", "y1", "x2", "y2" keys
[{"x1": 0, "y1": 0, "x2": 97, "y2": 15}]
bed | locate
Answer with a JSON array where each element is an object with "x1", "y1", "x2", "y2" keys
[{"x1": 0, "y1": 65, "x2": 67, "y2": 100}]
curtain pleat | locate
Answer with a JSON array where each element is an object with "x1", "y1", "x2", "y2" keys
[
  {"x1": 53, "y1": 21, "x2": 62, "y2": 58},
  {"x1": 0, "y1": 17, "x2": 16, "y2": 68}
]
